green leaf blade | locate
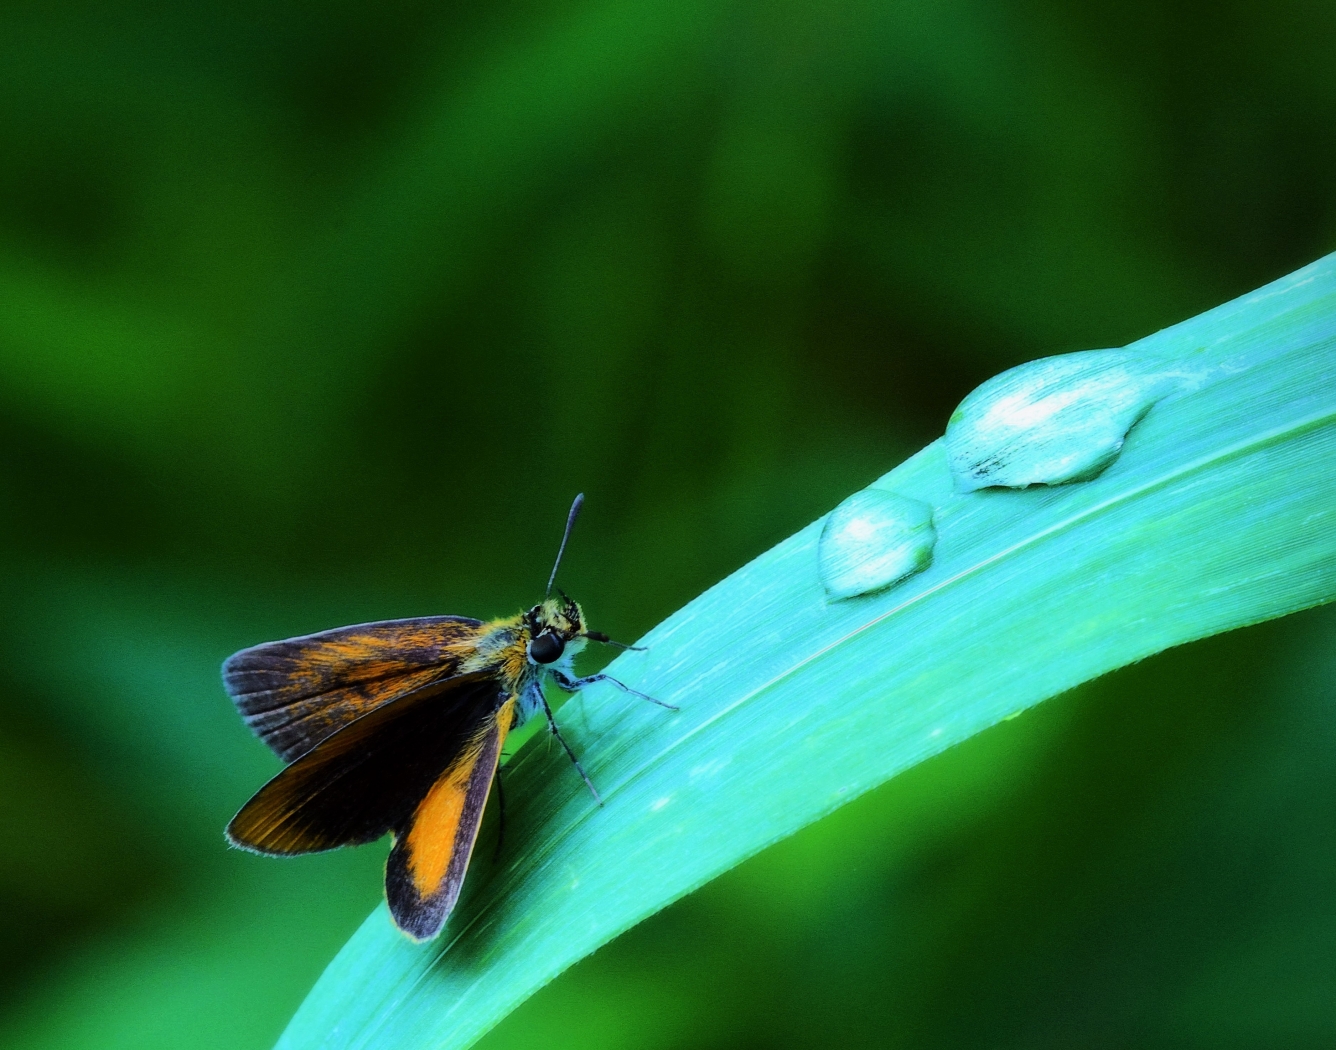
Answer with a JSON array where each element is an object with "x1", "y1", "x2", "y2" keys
[{"x1": 278, "y1": 255, "x2": 1336, "y2": 1050}]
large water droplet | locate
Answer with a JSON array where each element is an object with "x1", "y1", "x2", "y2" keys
[
  {"x1": 945, "y1": 348, "x2": 1180, "y2": 491},
  {"x1": 819, "y1": 489, "x2": 936, "y2": 600}
]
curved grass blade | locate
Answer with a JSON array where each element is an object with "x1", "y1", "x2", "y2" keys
[{"x1": 277, "y1": 254, "x2": 1336, "y2": 1050}]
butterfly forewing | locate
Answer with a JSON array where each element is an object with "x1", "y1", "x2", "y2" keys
[
  {"x1": 222, "y1": 616, "x2": 484, "y2": 761},
  {"x1": 385, "y1": 697, "x2": 515, "y2": 940},
  {"x1": 226, "y1": 672, "x2": 504, "y2": 856}
]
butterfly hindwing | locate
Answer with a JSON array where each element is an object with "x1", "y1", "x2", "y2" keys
[
  {"x1": 385, "y1": 697, "x2": 516, "y2": 941},
  {"x1": 222, "y1": 616, "x2": 484, "y2": 761},
  {"x1": 226, "y1": 672, "x2": 504, "y2": 856}
]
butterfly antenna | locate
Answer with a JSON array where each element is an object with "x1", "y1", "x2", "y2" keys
[{"x1": 546, "y1": 493, "x2": 585, "y2": 597}]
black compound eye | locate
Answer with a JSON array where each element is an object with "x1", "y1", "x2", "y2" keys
[{"x1": 528, "y1": 632, "x2": 565, "y2": 664}]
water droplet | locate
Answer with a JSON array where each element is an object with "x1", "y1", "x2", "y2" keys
[
  {"x1": 819, "y1": 489, "x2": 936, "y2": 600},
  {"x1": 945, "y1": 348, "x2": 1181, "y2": 491}
]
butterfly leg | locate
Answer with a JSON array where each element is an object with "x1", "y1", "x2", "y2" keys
[
  {"x1": 550, "y1": 670, "x2": 678, "y2": 711},
  {"x1": 491, "y1": 764, "x2": 507, "y2": 861},
  {"x1": 532, "y1": 684, "x2": 604, "y2": 806},
  {"x1": 583, "y1": 631, "x2": 646, "y2": 651}
]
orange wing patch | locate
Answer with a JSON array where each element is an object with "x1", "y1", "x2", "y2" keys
[
  {"x1": 404, "y1": 751, "x2": 477, "y2": 898},
  {"x1": 223, "y1": 616, "x2": 485, "y2": 762},
  {"x1": 385, "y1": 698, "x2": 515, "y2": 940}
]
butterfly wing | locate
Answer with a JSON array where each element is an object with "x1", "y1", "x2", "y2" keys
[
  {"x1": 226, "y1": 671, "x2": 504, "y2": 856},
  {"x1": 385, "y1": 697, "x2": 516, "y2": 940},
  {"x1": 222, "y1": 616, "x2": 484, "y2": 762}
]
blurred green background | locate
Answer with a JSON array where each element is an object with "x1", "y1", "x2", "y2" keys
[{"x1": 1, "y1": 0, "x2": 1334, "y2": 1047}]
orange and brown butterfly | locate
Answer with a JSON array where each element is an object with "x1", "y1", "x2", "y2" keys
[{"x1": 222, "y1": 495, "x2": 674, "y2": 941}]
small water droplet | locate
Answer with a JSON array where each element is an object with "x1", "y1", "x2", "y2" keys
[
  {"x1": 945, "y1": 348, "x2": 1180, "y2": 491},
  {"x1": 819, "y1": 489, "x2": 936, "y2": 600}
]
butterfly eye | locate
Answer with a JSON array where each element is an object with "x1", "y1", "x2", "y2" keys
[{"x1": 528, "y1": 632, "x2": 565, "y2": 664}]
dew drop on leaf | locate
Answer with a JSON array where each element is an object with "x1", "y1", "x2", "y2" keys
[
  {"x1": 818, "y1": 489, "x2": 936, "y2": 600},
  {"x1": 945, "y1": 348, "x2": 1182, "y2": 491}
]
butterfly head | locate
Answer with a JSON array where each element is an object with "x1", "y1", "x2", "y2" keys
[{"x1": 524, "y1": 592, "x2": 587, "y2": 666}]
